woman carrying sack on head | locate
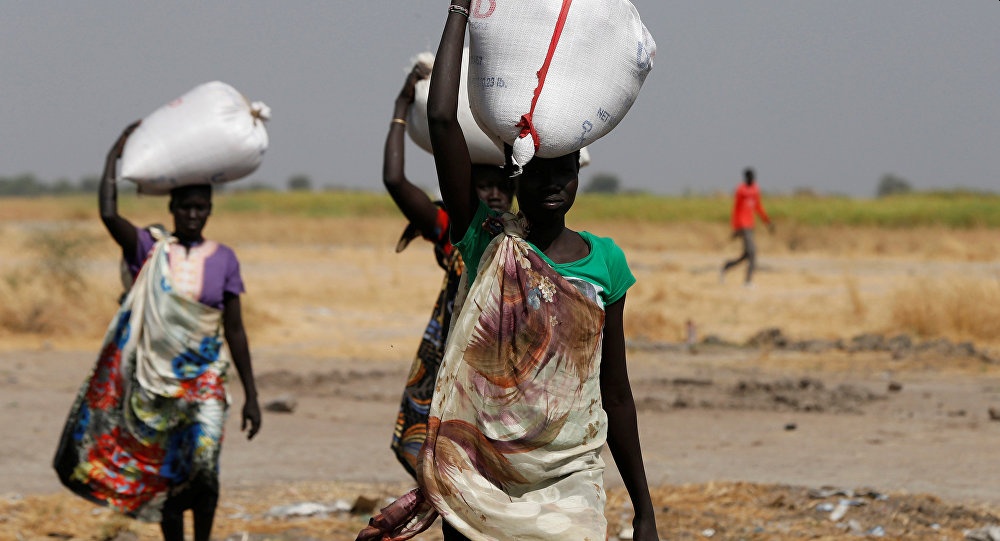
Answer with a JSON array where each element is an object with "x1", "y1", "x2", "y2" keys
[
  {"x1": 357, "y1": 2, "x2": 658, "y2": 540},
  {"x1": 54, "y1": 122, "x2": 261, "y2": 541}
]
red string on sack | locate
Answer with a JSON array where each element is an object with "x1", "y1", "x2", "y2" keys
[{"x1": 515, "y1": 0, "x2": 574, "y2": 152}]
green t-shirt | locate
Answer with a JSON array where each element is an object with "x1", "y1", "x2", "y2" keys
[{"x1": 455, "y1": 203, "x2": 636, "y2": 307}]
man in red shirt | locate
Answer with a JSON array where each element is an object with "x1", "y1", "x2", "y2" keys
[{"x1": 721, "y1": 168, "x2": 773, "y2": 285}]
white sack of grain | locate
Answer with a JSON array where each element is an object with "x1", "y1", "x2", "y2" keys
[
  {"x1": 467, "y1": 0, "x2": 655, "y2": 171},
  {"x1": 406, "y1": 50, "x2": 505, "y2": 166},
  {"x1": 121, "y1": 81, "x2": 270, "y2": 195}
]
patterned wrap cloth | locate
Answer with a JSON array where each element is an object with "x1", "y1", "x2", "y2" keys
[
  {"x1": 359, "y1": 215, "x2": 610, "y2": 541},
  {"x1": 54, "y1": 230, "x2": 230, "y2": 521},
  {"x1": 391, "y1": 207, "x2": 464, "y2": 478}
]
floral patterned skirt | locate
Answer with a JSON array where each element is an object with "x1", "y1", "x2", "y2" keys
[
  {"x1": 54, "y1": 236, "x2": 229, "y2": 522},
  {"x1": 391, "y1": 255, "x2": 462, "y2": 478}
]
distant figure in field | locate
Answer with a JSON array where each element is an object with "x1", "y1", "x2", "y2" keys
[{"x1": 720, "y1": 168, "x2": 773, "y2": 285}]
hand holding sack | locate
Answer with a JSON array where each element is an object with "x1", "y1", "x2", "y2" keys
[
  {"x1": 120, "y1": 81, "x2": 270, "y2": 195},
  {"x1": 467, "y1": 0, "x2": 655, "y2": 171}
]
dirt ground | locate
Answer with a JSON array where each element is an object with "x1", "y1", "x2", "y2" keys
[
  {"x1": 2, "y1": 214, "x2": 1000, "y2": 539},
  {"x1": 3, "y1": 343, "x2": 1000, "y2": 540}
]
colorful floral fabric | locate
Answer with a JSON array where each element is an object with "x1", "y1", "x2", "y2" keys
[
  {"x1": 54, "y1": 231, "x2": 230, "y2": 522},
  {"x1": 390, "y1": 247, "x2": 464, "y2": 478},
  {"x1": 391, "y1": 207, "x2": 465, "y2": 478}
]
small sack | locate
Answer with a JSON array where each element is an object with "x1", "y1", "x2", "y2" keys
[
  {"x1": 121, "y1": 81, "x2": 270, "y2": 195},
  {"x1": 467, "y1": 0, "x2": 655, "y2": 170},
  {"x1": 406, "y1": 50, "x2": 505, "y2": 166}
]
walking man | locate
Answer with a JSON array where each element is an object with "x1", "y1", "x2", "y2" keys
[{"x1": 721, "y1": 168, "x2": 773, "y2": 285}]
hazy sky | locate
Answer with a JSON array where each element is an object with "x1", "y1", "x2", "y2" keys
[{"x1": 2, "y1": 2, "x2": 997, "y2": 197}]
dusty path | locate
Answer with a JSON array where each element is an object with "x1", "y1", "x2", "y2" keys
[{"x1": 4, "y1": 345, "x2": 998, "y2": 508}]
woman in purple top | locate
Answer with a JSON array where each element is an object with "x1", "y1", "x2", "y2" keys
[
  {"x1": 123, "y1": 221, "x2": 244, "y2": 310},
  {"x1": 54, "y1": 121, "x2": 261, "y2": 541}
]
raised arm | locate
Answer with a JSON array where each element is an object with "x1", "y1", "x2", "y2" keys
[
  {"x1": 223, "y1": 292, "x2": 261, "y2": 440},
  {"x1": 99, "y1": 121, "x2": 141, "y2": 255},
  {"x1": 428, "y1": 0, "x2": 477, "y2": 243},
  {"x1": 384, "y1": 63, "x2": 440, "y2": 236},
  {"x1": 601, "y1": 296, "x2": 659, "y2": 541}
]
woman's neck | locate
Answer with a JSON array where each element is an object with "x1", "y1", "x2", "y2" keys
[
  {"x1": 526, "y1": 218, "x2": 588, "y2": 264},
  {"x1": 174, "y1": 233, "x2": 204, "y2": 247},
  {"x1": 524, "y1": 215, "x2": 565, "y2": 252},
  {"x1": 527, "y1": 227, "x2": 563, "y2": 253}
]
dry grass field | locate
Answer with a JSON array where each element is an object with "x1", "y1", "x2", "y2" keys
[
  {"x1": 2, "y1": 192, "x2": 999, "y2": 540},
  {"x1": 3, "y1": 192, "x2": 999, "y2": 352}
]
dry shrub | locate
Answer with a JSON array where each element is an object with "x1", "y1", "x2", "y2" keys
[
  {"x1": 627, "y1": 308, "x2": 684, "y2": 342},
  {"x1": 889, "y1": 276, "x2": 1000, "y2": 342},
  {"x1": 0, "y1": 227, "x2": 117, "y2": 340},
  {"x1": 0, "y1": 269, "x2": 62, "y2": 333},
  {"x1": 844, "y1": 274, "x2": 867, "y2": 319},
  {"x1": 622, "y1": 267, "x2": 692, "y2": 343}
]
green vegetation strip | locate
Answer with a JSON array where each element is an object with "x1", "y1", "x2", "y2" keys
[
  {"x1": 572, "y1": 192, "x2": 1000, "y2": 228},
  {"x1": 4, "y1": 191, "x2": 998, "y2": 228}
]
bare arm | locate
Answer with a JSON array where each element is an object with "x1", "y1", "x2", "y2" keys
[
  {"x1": 428, "y1": 0, "x2": 477, "y2": 243},
  {"x1": 755, "y1": 195, "x2": 773, "y2": 229},
  {"x1": 99, "y1": 122, "x2": 141, "y2": 255},
  {"x1": 601, "y1": 296, "x2": 659, "y2": 541},
  {"x1": 223, "y1": 293, "x2": 261, "y2": 440},
  {"x1": 384, "y1": 64, "x2": 440, "y2": 236}
]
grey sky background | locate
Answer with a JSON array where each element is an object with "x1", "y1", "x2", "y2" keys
[{"x1": 2, "y1": 2, "x2": 997, "y2": 197}]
